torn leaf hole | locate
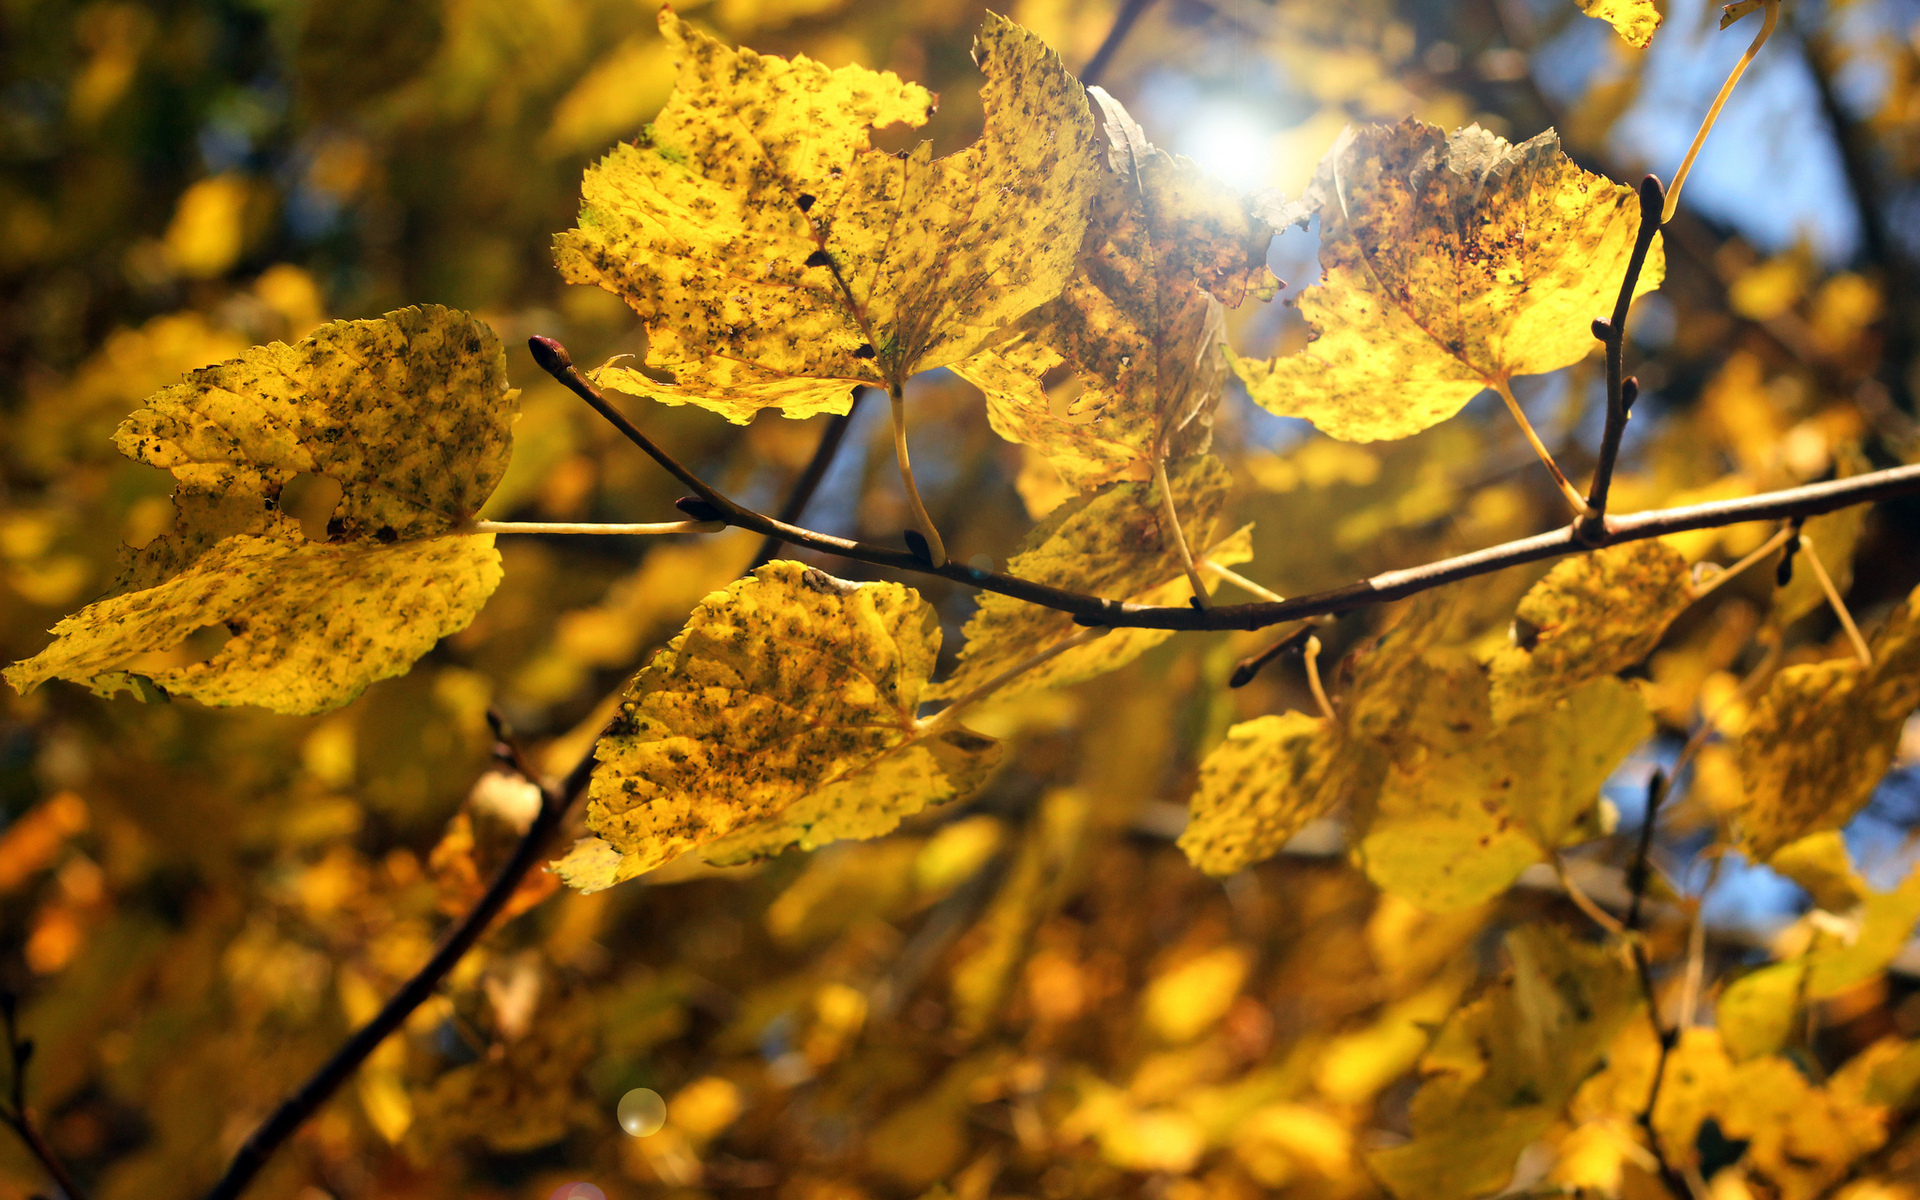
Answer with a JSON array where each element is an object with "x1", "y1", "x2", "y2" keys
[{"x1": 281, "y1": 473, "x2": 344, "y2": 542}]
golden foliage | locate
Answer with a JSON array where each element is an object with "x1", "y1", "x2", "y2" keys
[{"x1": 1232, "y1": 118, "x2": 1664, "y2": 442}]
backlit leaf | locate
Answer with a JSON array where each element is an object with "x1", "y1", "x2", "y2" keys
[
  {"x1": 1487, "y1": 540, "x2": 1692, "y2": 723},
  {"x1": 1231, "y1": 119, "x2": 1663, "y2": 442},
  {"x1": 1733, "y1": 583, "x2": 1920, "y2": 859},
  {"x1": 950, "y1": 90, "x2": 1279, "y2": 492},
  {"x1": 1357, "y1": 677, "x2": 1649, "y2": 911},
  {"x1": 555, "y1": 11, "x2": 1100, "y2": 420},
  {"x1": 1577, "y1": 0, "x2": 1662, "y2": 48},
  {"x1": 554, "y1": 563, "x2": 999, "y2": 892},
  {"x1": 5, "y1": 306, "x2": 517, "y2": 713}
]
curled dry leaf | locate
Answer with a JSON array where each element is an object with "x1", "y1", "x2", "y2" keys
[
  {"x1": 555, "y1": 11, "x2": 1100, "y2": 419},
  {"x1": 554, "y1": 563, "x2": 999, "y2": 892},
  {"x1": 4, "y1": 305, "x2": 517, "y2": 714},
  {"x1": 1232, "y1": 118, "x2": 1664, "y2": 443}
]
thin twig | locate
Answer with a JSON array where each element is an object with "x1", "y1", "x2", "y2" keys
[
  {"x1": 750, "y1": 390, "x2": 866, "y2": 570},
  {"x1": 202, "y1": 730, "x2": 602, "y2": 1200},
  {"x1": 531, "y1": 336, "x2": 1920, "y2": 632},
  {"x1": 1079, "y1": 0, "x2": 1157, "y2": 86},
  {"x1": 1624, "y1": 767, "x2": 1692, "y2": 1198},
  {"x1": 1229, "y1": 624, "x2": 1317, "y2": 688},
  {"x1": 1580, "y1": 174, "x2": 1666, "y2": 541},
  {"x1": 0, "y1": 993, "x2": 86, "y2": 1200}
]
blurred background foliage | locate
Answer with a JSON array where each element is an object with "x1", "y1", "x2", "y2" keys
[{"x1": 6, "y1": 0, "x2": 1920, "y2": 1195}]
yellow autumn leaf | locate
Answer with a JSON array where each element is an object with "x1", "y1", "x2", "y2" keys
[
  {"x1": 1650, "y1": 1027, "x2": 1734, "y2": 1168},
  {"x1": 555, "y1": 10, "x2": 1100, "y2": 421},
  {"x1": 1487, "y1": 540, "x2": 1693, "y2": 723},
  {"x1": 5, "y1": 306, "x2": 517, "y2": 714},
  {"x1": 553, "y1": 563, "x2": 999, "y2": 892},
  {"x1": 1768, "y1": 830, "x2": 1869, "y2": 912},
  {"x1": 1576, "y1": 0, "x2": 1662, "y2": 48},
  {"x1": 1717, "y1": 1054, "x2": 1890, "y2": 1200},
  {"x1": 1733, "y1": 583, "x2": 1920, "y2": 859},
  {"x1": 1181, "y1": 592, "x2": 1491, "y2": 878},
  {"x1": 950, "y1": 89, "x2": 1281, "y2": 492},
  {"x1": 926, "y1": 455, "x2": 1243, "y2": 703},
  {"x1": 1357, "y1": 677, "x2": 1649, "y2": 911},
  {"x1": 1179, "y1": 712, "x2": 1350, "y2": 877},
  {"x1": 1369, "y1": 926, "x2": 1640, "y2": 1200},
  {"x1": 1231, "y1": 118, "x2": 1663, "y2": 442}
]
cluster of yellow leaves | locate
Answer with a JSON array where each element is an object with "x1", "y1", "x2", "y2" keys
[
  {"x1": 1185, "y1": 543, "x2": 1690, "y2": 911},
  {"x1": 4, "y1": 306, "x2": 518, "y2": 714},
  {"x1": 556, "y1": 10, "x2": 1101, "y2": 418}
]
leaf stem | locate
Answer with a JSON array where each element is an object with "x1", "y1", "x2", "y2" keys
[
  {"x1": 1153, "y1": 453, "x2": 1210, "y2": 608},
  {"x1": 473, "y1": 520, "x2": 724, "y2": 536},
  {"x1": 1303, "y1": 634, "x2": 1334, "y2": 722},
  {"x1": 1799, "y1": 535, "x2": 1872, "y2": 666},
  {"x1": 202, "y1": 723, "x2": 601, "y2": 1200},
  {"x1": 889, "y1": 389, "x2": 947, "y2": 568},
  {"x1": 1554, "y1": 853, "x2": 1625, "y2": 937},
  {"x1": 1203, "y1": 561, "x2": 1284, "y2": 603},
  {"x1": 1492, "y1": 377, "x2": 1597, "y2": 519},
  {"x1": 1687, "y1": 522, "x2": 1795, "y2": 600},
  {"x1": 1663, "y1": 0, "x2": 1780, "y2": 224}
]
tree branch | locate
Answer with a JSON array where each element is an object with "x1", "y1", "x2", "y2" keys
[
  {"x1": 750, "y1": 389, "x2": 867, "y2": 570},
  {"x1": 1579, "y1": 174, "x2": 1665, "y2": 541},
  {"x1": 1079, "y1": 0, "x2": 1157, "y2": 86},
  {"x1": 0, "y1": 992, "x2": 86, "y2": 1200},
  {"x1": 202, "y1": 726, "x2": 601, "y2": 1200},
  {"x1": 533, "y1": 337, "x2": 1920, "y2": 633}
]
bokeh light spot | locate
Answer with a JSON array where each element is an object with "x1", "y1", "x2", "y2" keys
[
  {"x1": 618, "y1": 1087, "x2": 667, "y2": 1136},
  {"x1": 548, "y1": 1184, "x2": 606, "y2": 1200}
]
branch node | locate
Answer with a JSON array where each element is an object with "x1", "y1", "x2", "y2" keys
[
  {"x1": 1592, "y1": 317, "x2": 1612, "y2": 341},
  {"x1": 675, "y1": 496, "x2": 726, "y2": 523},
  {"x1": 904, "y1": 529, "x2": 933, "y2": 565}
]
